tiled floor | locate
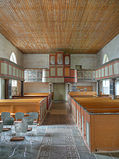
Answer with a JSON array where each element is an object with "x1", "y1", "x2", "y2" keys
[{"x1": 0, "y1": 101, "x2": 119, "y2": 159}]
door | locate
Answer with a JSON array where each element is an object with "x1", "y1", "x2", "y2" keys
[{"x1": 53, "y1": 83, "x2": 65, "y2": 101}]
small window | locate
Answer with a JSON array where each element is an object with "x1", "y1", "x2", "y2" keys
[
  {"x1": 102, "y1": 79, "x2": 110, "y2": 94},
  {"x1": 116, "y1": 81, "x2": 119, "y2": 95},
  {"x1": 12, "y1": 80, "x2": 17, "y2": 87}
]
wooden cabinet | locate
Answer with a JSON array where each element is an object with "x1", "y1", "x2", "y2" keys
[{"x1": 49, "y1": 52, "x2": 77, "y2": 83}]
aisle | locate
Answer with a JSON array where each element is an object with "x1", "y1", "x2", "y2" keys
[{"x1": 39, "y1": 102, "x2": 117, "y2": 159}]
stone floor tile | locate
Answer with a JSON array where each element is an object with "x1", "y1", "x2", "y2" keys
[
  {"x1": 94, "y1": 153, "x2": 113, "y2": 159},
  {"x1": 110, "y1": 152, "x2": 119, "y2": 159},
  {"x1": 79, "y1": 152, "x2": 96, "y2": 159}
]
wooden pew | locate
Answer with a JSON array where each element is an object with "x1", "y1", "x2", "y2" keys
[
  {"x1": 69, "y1": 95, "x2": 119, "y2": 152},
  {"x1": 75, "y1": 97, "x2": 119, "y2": 113},
  {"x1": 76, "y1": 86, "x2": 93, "y2": 91},
  {"x1": 24, "y1": 93, "x2": 52, "y2": 109},
  {"x1": 69, "y1": 91, "x2": 97, "y2": 97},
  {"x1": 0, "y1": 98, "x2": 47, "y2": 124},
  {"x1": 13, "y1": 92, "x2": 52, "y2": 110}
]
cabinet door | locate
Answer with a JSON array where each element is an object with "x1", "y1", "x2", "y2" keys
[
  {"x1": 57, "y1": 67, "x2": 63, "y2": 76},
  {"x1": 50, "y1": 55, "x2": 55, "y2": 65},
  {"x1": 50, "y1": 67, "x2": 56, "y2": 77},
  {"x1": 65, "y1": 55, "x2": 70, "y2": 65},
  {"x1": 64, "y1": 67, "x2": 70, "y2": 77},
  {"x1": 57, "y1": 54, "x2": 63, "y2": 64}
]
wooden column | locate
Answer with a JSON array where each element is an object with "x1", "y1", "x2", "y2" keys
[
  {"x1": 5, "y1": 79, "x2": 9, "y2": 99},
  {"x1": 110, "y1": 78, "x2": 116, "y2": 99},
  {"x1": 97, "y1": 80, "x2": 100, "y2": 96},
  {"x1": 5, "y1": 79, "x2": 12, "y2": 99},
  {"x1": 21, "y1": 81, "x2": 24, "y2": 97}
]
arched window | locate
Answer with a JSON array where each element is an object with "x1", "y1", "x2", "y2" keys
[
  {"x1": 10, "y1": 52, "x2": 17, "y2": 87},
  {"x1": 10, "y1": 52, "x2": 17, "y2": 64},
  {"x1": 103, "y1": 54, "x2": 109, "y2": 64}
]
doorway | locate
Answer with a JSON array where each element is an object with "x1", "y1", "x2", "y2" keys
[{"x1": 53, "y1": 83, "x2": 65, "y2": 101}]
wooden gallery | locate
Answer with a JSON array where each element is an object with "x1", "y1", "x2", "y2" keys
[{"x1": 0, "y1": 0, "x2": 119, "y2": 158}]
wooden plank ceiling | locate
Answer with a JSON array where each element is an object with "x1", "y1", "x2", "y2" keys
[{"x1": 0, "y1": 0, "x2": 119, "y2": 54}]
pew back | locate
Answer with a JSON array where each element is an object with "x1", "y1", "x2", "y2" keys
[
  {"x1": 69, "y1": 91, "x2": 97, "y2": 97},
  {"x1": 0, "y1": 98, "x2": 47, "y2": 123}
]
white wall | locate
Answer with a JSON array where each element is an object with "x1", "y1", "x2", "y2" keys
[
  {"x1": 97, "y1": 34, "x2": 119, "y2": 66},
  {"x1": 71, "y1": 54, "x2": 97, "y2": 69},
  {"x1": 0, "y1": 33, "x2": 23, "y2": 99},
  {"x1": 23, "y1": 54, "x2": 49, "y2": 68},
  {"x1": 24, "y1": 53, "x2": 97, "y2": 69},
  {"x1": 0, "y1": 33, "x2": 23, "y2": 66}
]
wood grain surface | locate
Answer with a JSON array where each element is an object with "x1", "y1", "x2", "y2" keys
[{"x1": 0, "y1": 0, "x2": 119, "y2": 54}]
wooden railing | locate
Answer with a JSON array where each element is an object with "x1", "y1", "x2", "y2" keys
[
  {"x1": 0, "y1": 57, "x2": 24, "y2": 81},
  {"x1": 77, "y1": 69, "x2": 95, "y2": 81},
  {"x1": 95, "y1": 58, "x2": 119, "y2": 80}
]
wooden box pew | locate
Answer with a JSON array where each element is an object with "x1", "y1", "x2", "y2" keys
[
  {"x1": 70, "y1": 96, "x2": 100, "y2": 123},
  {"x1": 100, "y1": 94, "x2": 112, "y2": 98},
  {"x1": 74, "y1": 97, "x2": 112, "y2": 102},
  {"x1": 68, "y1": 91, "x2": 97, "y2": 110},
  {"x1": 70, "y1": 96, "x2": 119, "y2": 152},
  {"x1": 69, "y1": 91, "x2": 97, "y2": 97},
  {"x1": 69, "y1": 96, "x2": 115, "y2": 124},
  {"x1": 24, "y1": 93, "x2": 49, "y2": 96},
  {"x1": 73, "y1": 96, "x2": 119, "y2": 126},
  {"x1": 13, "y1": 92, "x2": 52, "y2": 110},
  {"x1": 0, "y1": 98, "x2": 47, "y2": 124},
  {"x1": 74, "y1": 96, "x2": 119, "y2": 126},
  {"x1": 24, "y1": 92, "x2": 52, "y2": 109},
  {"x1": 74, "y1": 97, "x2": 119, "y2": 109}
]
